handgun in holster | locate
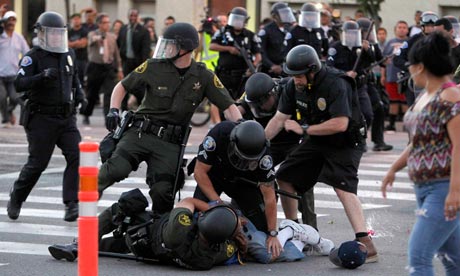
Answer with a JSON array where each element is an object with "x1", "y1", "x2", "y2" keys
[{"x1": 113, "y1": 110, "x2": 134, "y2": 140}]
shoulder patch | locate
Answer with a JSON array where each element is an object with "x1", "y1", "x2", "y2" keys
[
  {"x1": 259, "y1": 155, "x2": 273, "y2": 170},
  {"x1": 400, "y1": 41, "x2": 408, "y2": 49},
  {"x1": 135, "y1": 60, "x2": 148, "y2": 73},
  {"x1": 285, "y1": 32, "x2": 292, "y2": 40},
  {"x1": 20, "y1": 56, "x2": 32, "y2": 67},
  {"x1": 213, "y1": 75, "x2": 224, "y2": 89},
  {"x1": 226, "y1": 243, "x2": 236, "y2": 257},
  {"x1": 202, "y1": 136, "x2": 216, "y2": 151},
  {"x1": 178, "y1": 214, "x2": 191, "y2": 226},
  {"x1": 328, "y1": 48, "x2": 337, "y2": 56},
  {"x1": 258, "y1": 29, "x2": 266, "y2": 37}
]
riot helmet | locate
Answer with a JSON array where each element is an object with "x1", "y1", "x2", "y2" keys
[
  {"x1": 299, "y1": 3, "x2": 320, "y2": 29},
  {"x1": 228, "y1": 121, "x2": 268, "y2": 171},
  {"x1": 244, "y1": 73, "x2": 278, "y2": 118},
  {"x1": 228, "y1": 7, "x2": 249, "y2": 30},
  {"x1": 357, "y1": 18, "x2": 376, "y2": 44},
  {"x1": 341, "y1": 20, "x2": 362, "y2": 49},
  {"x1": 421, "y1": 11, "x2": 438, "y2": 26},
  {"x1": 153, "y1": 22, "x2": 199, "y2": 60},
  {"x1": 34, "y1": 11, "x2": 68, "y2": 53},
  {"x1": 271, "y1": 2, "x2": 296, "y2": 24},
  {"x1": 445, "y1": 15, "x2": 460, "y2": 41},
  {"x1": 198, "y1": 205, "x2": 239, "y2": 244},
  {"x1": 283, "y1": 44, "x2": 322, "y2": 75}
]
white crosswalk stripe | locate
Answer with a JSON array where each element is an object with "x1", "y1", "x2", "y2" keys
[{"x1": 0, "y1": 151, "x2": 413, "y2": 257}]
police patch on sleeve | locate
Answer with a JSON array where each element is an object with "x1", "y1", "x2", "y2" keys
[
  {"x1": 328, "y1": 48, "x2": 337, "y2": 56},
  {"x1": 178, "y1": 214, "x2": 191, "y2": 226},
  {"x1": 213, "y1": 75, "x2": 224, "y2": 89},
  {"x1": 20, "y1": 56, "x2": 32, "y2": 67},
  {"x1": 258, "y1": 29, "x2": 266, "y2": 37},
  {"x1": 259, "y1": 155, "x2": 273, "y2": 170},
  {"x1": 202, "y1": 136, "x2": 216, "y2": 151},
  {"x1": 285, "y1": 32, "x2": 292, "y2": 40},
  {"x1": 135, "y1": 60, "x2": 148, "y2": 73},
  {"x1": 17, "y1": 68, "x2": 25, "y2": 76},
  {"x1": 400, "y1": 41, "x2": 408, "y2": 49}
]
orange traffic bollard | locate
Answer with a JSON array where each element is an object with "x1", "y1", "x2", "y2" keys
[{"x1": 78, "y1": 142, "x2": 99, "y2": 276}]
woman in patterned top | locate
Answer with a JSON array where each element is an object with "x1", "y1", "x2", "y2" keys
[{"x1": 381, "y1": 31, "x2": 460, "y2": 276}]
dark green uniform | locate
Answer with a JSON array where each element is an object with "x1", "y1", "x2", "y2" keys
[{"x1": 98, "y1": 59, "x2": 235, "y2": 213}]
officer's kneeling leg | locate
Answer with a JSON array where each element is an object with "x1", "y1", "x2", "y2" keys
[
  {"x1": 148, "y1": 173, "x2": 175, "y2": 214},
  {"x1": 98, "y1": 153, "x2": 137, "y2": 196}
]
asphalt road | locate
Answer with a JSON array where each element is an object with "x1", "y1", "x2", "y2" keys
[{"x1": 0, "y1": 108, "x2": 444, "y2": 275}]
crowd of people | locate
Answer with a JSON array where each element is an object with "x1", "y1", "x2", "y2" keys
[{"x1": 1, "y1": 1, "x2": 460, "y2": 274}]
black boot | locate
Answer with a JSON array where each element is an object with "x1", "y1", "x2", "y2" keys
[
  {"x1": 48, "y1": 239, "x2": 78, "y2": 262},
  {"x1": 7, "y1": 188, "x2": 22, "y2": 220},
  {"x1": 64, "y1": 201, "x2": 78, "y2": 222}
]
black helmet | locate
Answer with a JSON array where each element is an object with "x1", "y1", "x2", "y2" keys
[
  {"x1": 163, "y1": 22, "x2": 199, "y2": 51},
  {"x1": 35, "y1": 11, "x2": 66, "y2": 30},
  {"x1": 271, "y1": 2, "x2": 289, "y2": 15},
  {"x1": 301, "y1": 3, "x2": 319, "y2": 12},
  {"x1": 198, "y1": 205, "x2": 239, "y2": 244},
  {"x1": 153, "y1": 22, "x2": 199, "y2": 60},
  {"x1": 228, "y1": 7, "x2": 249, "y2": 29},
  {"x1": 228, "y1": 121, "x2": 267, "y2": 171},
  {"x1": 299, "y1": 3, "x2": 320, "y2": 29},
  {"x1": 283, "y1": 45, "x2": 321, "y2": 75},
  {"x1": 244, "y1": 73, "x2": 277, "y2": 118},
  {"x1": 34, "y1": 11, "x2": 68, "y2": 53},
  {"x1": 356, "y1": 17, "x2": 376, "y2": 43},
  {"x1": 421, "y1": 11, "x2": 438, "y2": 26}
]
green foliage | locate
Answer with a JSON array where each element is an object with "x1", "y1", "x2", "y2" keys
[{"x1": 356, "y1": 0, "x2": 385, "y2": 22}]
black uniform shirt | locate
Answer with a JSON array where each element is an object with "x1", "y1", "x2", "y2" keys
[
  {"x1": 278, "y1": 68, "x2": 353, "y2": 146},
  {"x1": 286, "y1": 25, "x2": 328, "y2": 58},
  {"x1": 197, "y1": 121, "x2": 275, "y2": 183},
  {"x1": 162, "y1": 208, "x2": 237, "y2": 270},
  {"x1": 258, "y1": 21, "x2": 288, "y2": 67},
  {"x1": 15, "y1": 47, "x2": 84, "y2": 105},
  {"x1": 68, "y1": 26, "x2": 88, "y2": 61},
  {"x1": 212, "y1": 27, "x2": 261, "y2": 70},
  {"x1": 326, "y1": 41, "x2": 375, "y2": 76}
]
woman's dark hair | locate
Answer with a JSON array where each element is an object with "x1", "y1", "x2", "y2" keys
[{"x1": 408, "y1": 31, "x2": 453, "y2": 77}]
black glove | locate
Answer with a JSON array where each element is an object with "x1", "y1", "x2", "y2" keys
[
  {"x1": 78, "y1": 99, "x2": 88, "y2": 114},
  {"x1": 106, "y1": 108, "x2": 120, "y2": 132},
  {"x1": 42, "y1": 68, "x2": 59, "y2": 80}
]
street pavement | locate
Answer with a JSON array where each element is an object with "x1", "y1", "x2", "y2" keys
[{"x1": 0, "y1": 108, "x2": 445, "y2": 275}]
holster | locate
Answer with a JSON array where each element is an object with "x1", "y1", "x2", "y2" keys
[{"x1": 19, "y1": 99, "x2": 31, "y2": 128}]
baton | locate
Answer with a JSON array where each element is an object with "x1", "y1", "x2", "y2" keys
[
  {"x1": 98, "y1": 251, "x2": 159, "y2": 263},
  {"x1": 352, "y1": 20, "x2": 375, "y2": 72},
  {"x1": 236, "y1": 177, "x2": 302, "y2": 200},
  {"x1": 173, "y1": 125, "x2": 192, "y2": 198}
]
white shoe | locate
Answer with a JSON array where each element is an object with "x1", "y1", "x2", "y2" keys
[
  {"x1": 279, "y1": 220, "x2": 320, "y2": 244},
  {"x1": 314, "y1": 238, "x2": 335, "y2": 256}
]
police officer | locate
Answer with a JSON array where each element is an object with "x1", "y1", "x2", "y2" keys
[
  {"x1": 265, "y1": 45, "x2": 378, "y2": 263},
  {"x1": 238, "y1": 73, "x2": 317, "y2": 229},
  {"x1": 356, "y1": 17, "x2": 393, "y2": 152},
  {"x1": 393, "y1": 11, "x2": 438, "y2": 105},
  {"x1": 192, "y1": 120, "x2": 282, "y2": 256},
  {"x1": 285, "y1": 3, "x2": 328, "y2": 59},
  {"x1": 258, "y1": 2, "x2": 296, "y2": 77},
  {"x1": 210, "y1": 7, "x2": 261, "y2": 100},
  {"x1": 327, "y1": 20, "x2": 376, "y2": 133},
  {"x1": 98, "y1": 22, "x2": 242, "y2": 214},
  {"x1": 8, "y1": 11, "x2": 86, "y2": 222},
  {"x1": 49, "y1": 196, "x2": 245, "y2": 270}
]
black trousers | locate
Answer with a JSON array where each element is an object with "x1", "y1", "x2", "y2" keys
[
  {"x1": 216, "y1": 69, "x2": 246, "y2": 100},
  {"x1": 367, "y1": 83, "x2": 385, "y2": 145},
  {"x1": 12, "y1": 114, "x2": 81, "y2": 203},
  {"x1": 83, "y1": 62, "x2": 117, "y2": 118},
  {"x1": 193, "y1": 175, "x2": 268, "y2": 232}
]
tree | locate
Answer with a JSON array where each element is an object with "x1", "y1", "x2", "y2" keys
[{"x1": 356, "y1": 0, "x2": 385, "y2": 26}]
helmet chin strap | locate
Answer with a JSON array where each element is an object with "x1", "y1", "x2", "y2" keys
[{"x1": 170, "y1": 49, "x2": 193, "y2": 61}]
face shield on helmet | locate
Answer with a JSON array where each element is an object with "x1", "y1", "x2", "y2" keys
[
  {"x1": 299, "y1": 11, "x2": 320, "y2": 29},
  {"x1": 362, "y1": 25, "x2": 377, "y2": 43},
  {"x1": 342, "y1": 29, "x2": 362, "y2": 48},
  {"x1": 227, "y1": 143, "x2": 262, "y2": 171},
  {"x1": 452, "y1": 23, "x2": 460, "y2": 41},
  {"x1": 228, "y1": 13, "x2": 247, "y2": 30},
  {"x1": 36, "y1": 26, "x2": 68, "y2": 53},
  {"x1": 277, "y1": 7, "x2": 296, "y2": 24},
  {"x1": 245, "y1": 92, "x2": 277, "y2": 119},
  {"x1": 421, "y1": 12, "x2": 438, "y2": 26},
  {"x1": 152, "y1": 37, "x2": 180, "y2": 59}
]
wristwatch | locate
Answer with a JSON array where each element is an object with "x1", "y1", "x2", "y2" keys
[
  {"x1": 301, "y1": 124, "x2": 310, "y2": 136},
  {"x1": 269, "y1": 230, "x2": 278, "y2": 237}
]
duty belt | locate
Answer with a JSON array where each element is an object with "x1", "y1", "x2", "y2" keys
[
  {"x1": 132, "y1": 118, "x2": 183, "y2": 144},
  {"x1": 28, "y1": 102, "x2": 74, "y2": 117}
]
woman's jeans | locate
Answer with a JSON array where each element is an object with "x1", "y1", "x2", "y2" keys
[{"x1": 408, "y1": 180, "x2": 460, "y2": 276}]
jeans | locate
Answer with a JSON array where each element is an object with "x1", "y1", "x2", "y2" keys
[
  {"x1": 408, "y1": 180, "x2": 460, "y2": 276},
  {"x1": 244, "y1": 220, "x2": 304, "y2": 264},
  {"x1": 0, "y1": 76, "x2": 20, "y2": 123}
]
